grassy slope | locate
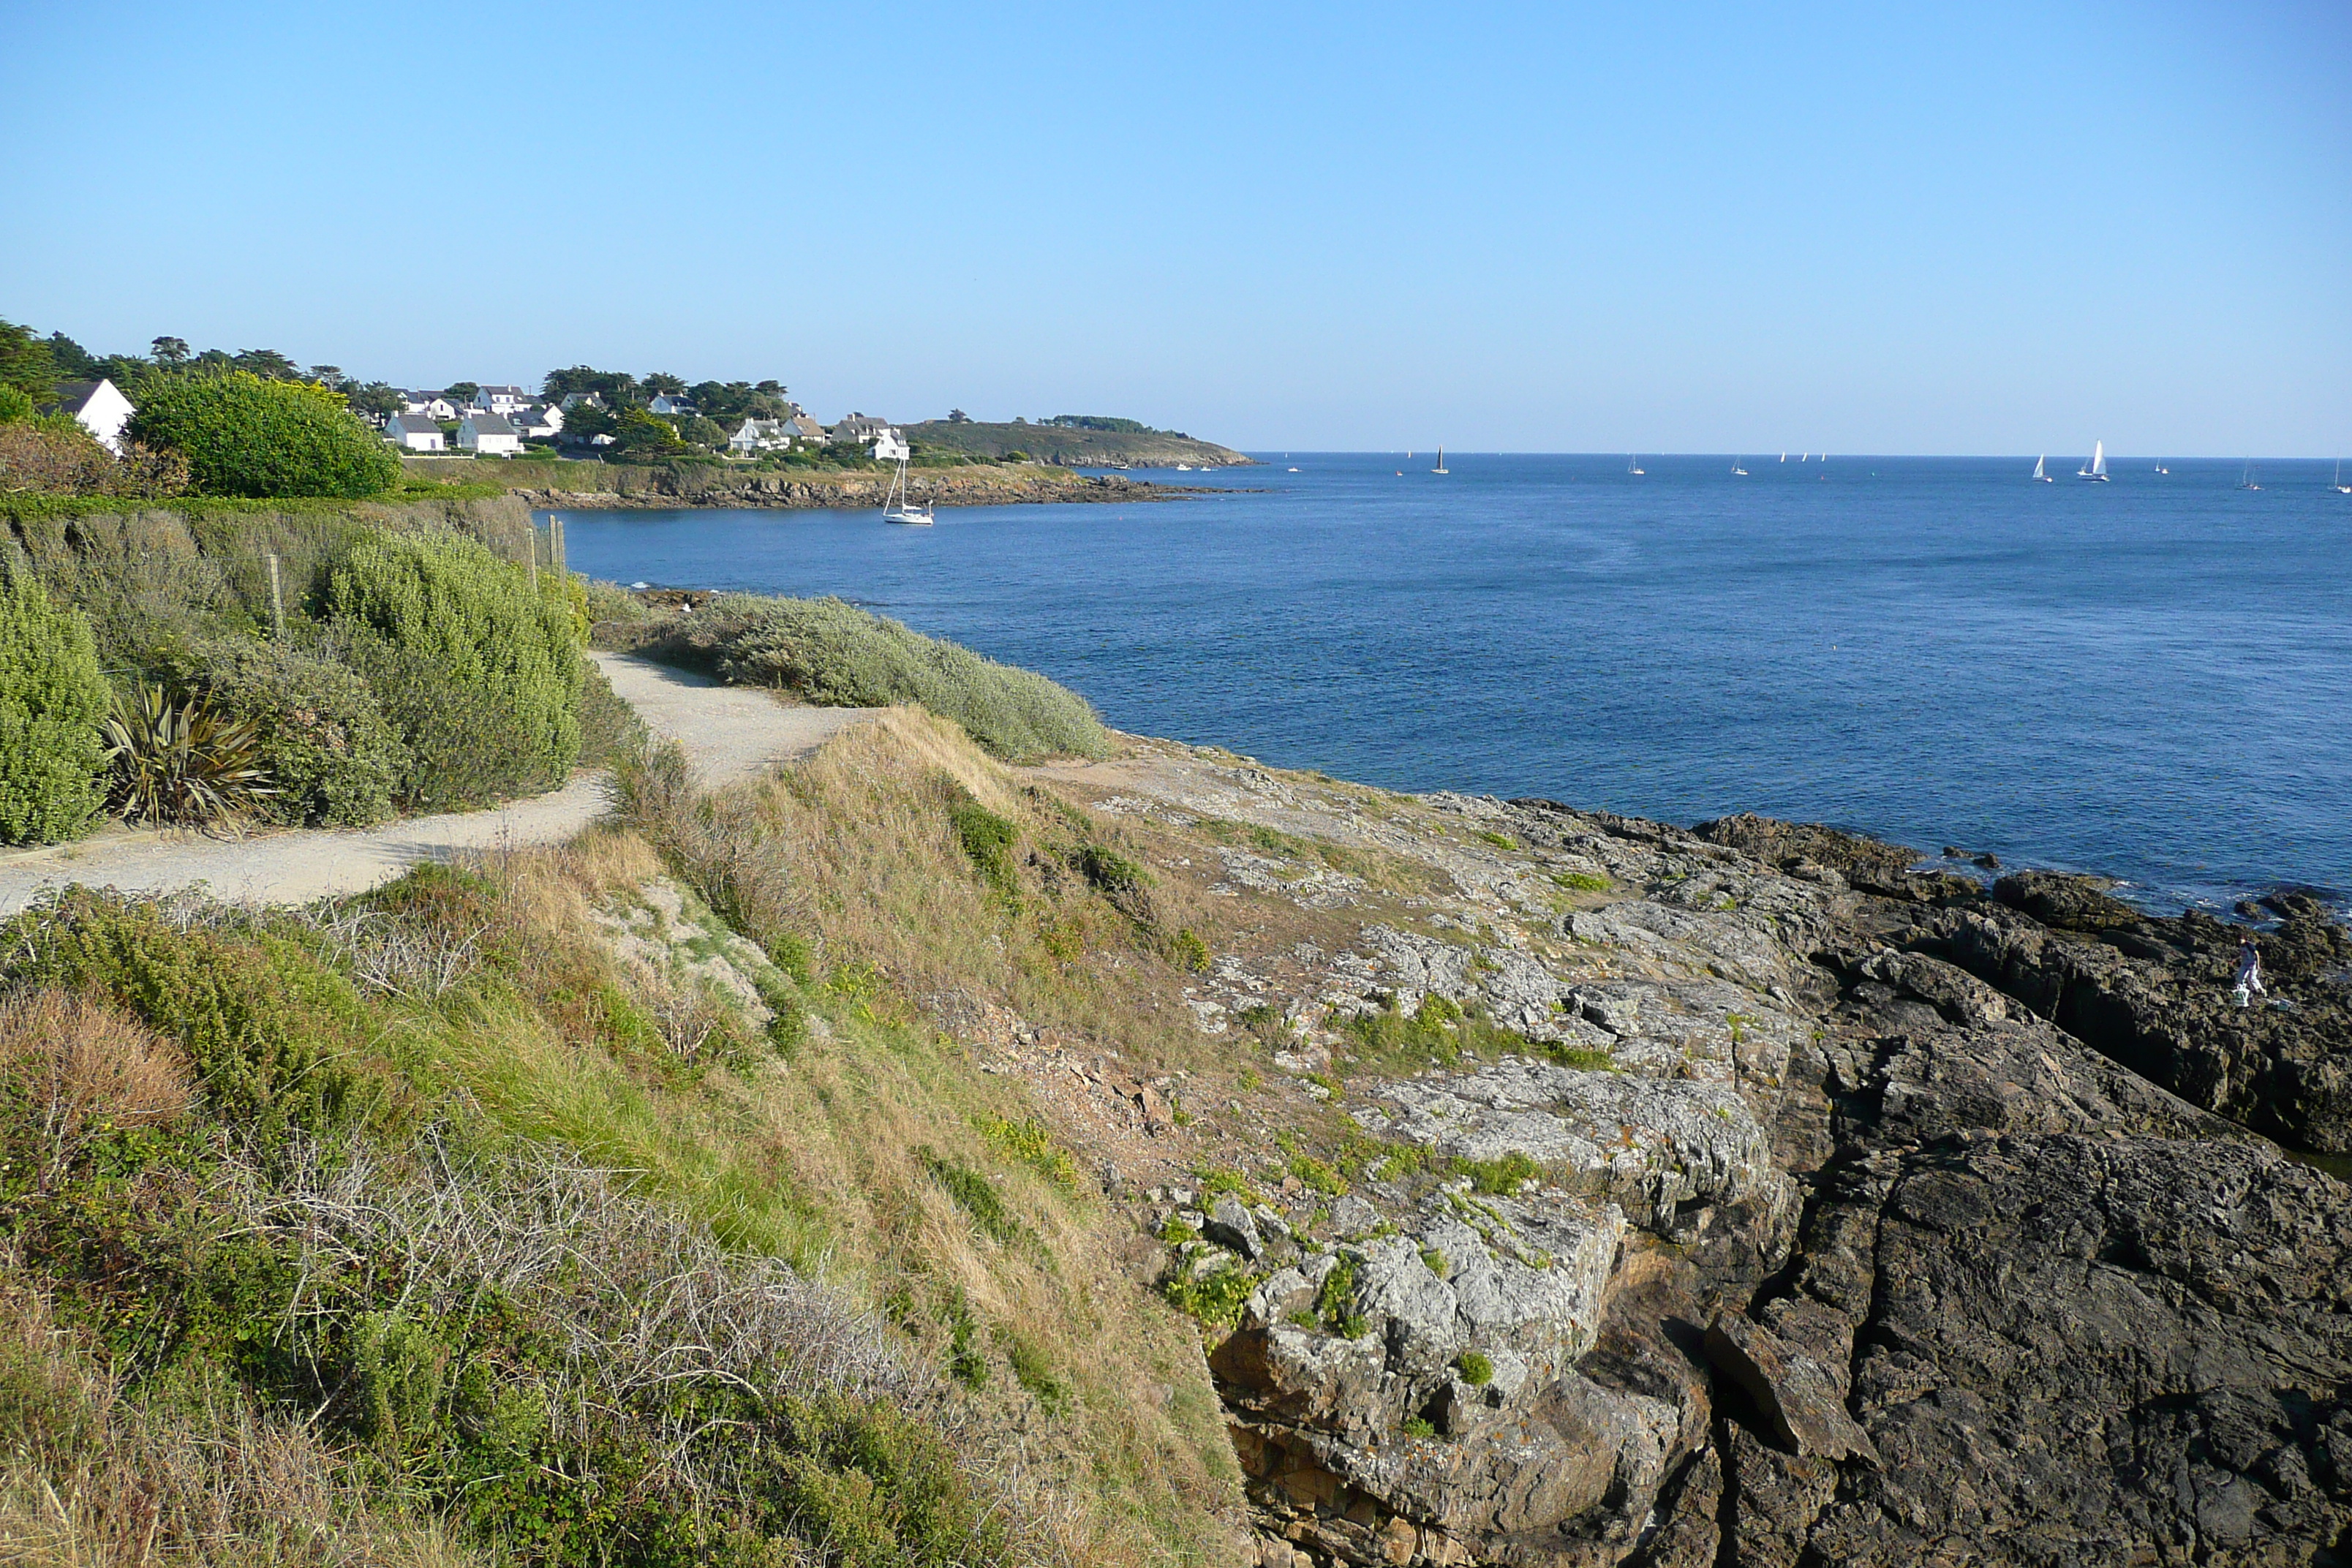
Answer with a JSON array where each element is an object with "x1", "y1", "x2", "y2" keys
[{"x1": 0, "y1": 707, "x2": 1248, "y2": 1568}]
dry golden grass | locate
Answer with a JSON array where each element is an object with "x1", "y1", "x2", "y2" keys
[
  {"x1": 0, "y1": 990, "x2": 193, "y2": 1186},
  {"x1": 441, "y1": 709, "x2": 1255, "y2": 1567},
  {"x1": 0, "y1": 1266, "x2": 481, "y2": 1568}
]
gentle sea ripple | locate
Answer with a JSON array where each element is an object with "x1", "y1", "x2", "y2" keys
[{"x1": 549, "y1": 453, "x2": 2352, "y2": 914}]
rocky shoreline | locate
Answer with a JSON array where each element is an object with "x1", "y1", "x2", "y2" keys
[
  {"x1": 510, "y1": 467, "x2": 1201, "y2": 510},
  {"x1": 1009, "y1": 742, "x2": 2352, "y2": 1567}
]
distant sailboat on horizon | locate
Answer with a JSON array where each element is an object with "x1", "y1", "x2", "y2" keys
[
  {"x1": 1779, "y1": 452, "x2": 1787, "y2": 462},
  {"x1": 2155, "y1": 459, "x2": 2169, "y2": 475},
  {"x1": 1431, "y1": 447, "x2": 1448, "y2": 474},
  {"x1": 2077, "y1": 441, "x2": 2108, "y2": 481},
  {"x1": 2032, "y1": 455, "x2": 2052, "y2": 483},
  {"x1": 2335, "y1": 460, "x2": 2350, "y2": 495},
  {"x1": 1731, "y1": 457, "x2": 1748, "y2": 475},
  {"x1": 2239, "y1": 461, "x2": 2261, "y2": 491},
  {"x1": 1627, "y1": 455, "x2": 1645, "y2": 475}
]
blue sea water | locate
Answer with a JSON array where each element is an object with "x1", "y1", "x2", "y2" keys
[{"x1": 548, "y1": 453, "x2": 2352, "y2": 915}]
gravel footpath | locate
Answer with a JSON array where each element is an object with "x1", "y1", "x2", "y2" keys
[{"x1": 0, "y1": 653, "x2": 879, "y2": 916}]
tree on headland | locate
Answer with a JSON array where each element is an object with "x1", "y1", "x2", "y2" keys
[
  {"x1": 642, "y1": 372, "x2": 687, "y2": 396},
  {"x1": 0, "y1": 320, "x2": 59, "y2": 403},
  {"x1": 947, "y1": 409, "x2": 969, "y2": 423},
  {"x1": 151, "y1": 336, "x2": 189, "y2": 366},
  {"x1": 231, "y1": 348, "x2": 301, "y2": 380}
]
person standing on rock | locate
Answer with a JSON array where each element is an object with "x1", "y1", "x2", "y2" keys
[{"x1": 2233, "y1": 937, "x2": 2265, "y2": 1008}]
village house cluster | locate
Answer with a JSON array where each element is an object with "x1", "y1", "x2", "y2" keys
[
  {"x1": 375, "y1": 384, "x2": 895, "y2": 460},
  {"x1": 35, "y1": 373, "x2": 911, "y2": 464}
]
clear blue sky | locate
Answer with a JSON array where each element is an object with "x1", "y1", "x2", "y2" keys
[{"x1": 4, "y1": 1, "x2": 2345, "y2": 455}]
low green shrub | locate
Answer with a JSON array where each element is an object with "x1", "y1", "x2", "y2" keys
[
  {"x1": 575, "y1": 655, "x2": 645, "y2": 769},
  {"x1": 180, "y1": 638, "x2": 407, "y2": 826},
  {"x1": 1455, "y1": 1350, "x2": 1493, "y2": 1386},
  {"x1": 1, "y1": 890, "x2": 365, "y2": 1137},
  {"x1": 974, "y1": 1113, "x2": 1079, "y2": 1189},
  {"x1": 676, "y1": 594, "x2": 1107, "y2": 761},
  {"x1": 948, "y1": 797, "x2": 1018, "y2": 891},
  {"x1": 127, "y1": 372, "x2": 400, "y2": 499},
  {"x1": 0, "y1": 564, "x2": 108, "y2": 844},
  {"x1": 1162, "y1": 1259, "x2": 1259, "y2": 1327},
  {"x1": 916, "y1": 1147, "x2": 1024, "y2": 1245},
  {"x1": 1454, "y1": 1151, "x2": 1541, "y2": 1196},
  {"x1": 328, "y1": 530, "x2": 583, "y2": 797},
  {"x1": 336, "y1": 626, "x2": 545, "y2": 810}
]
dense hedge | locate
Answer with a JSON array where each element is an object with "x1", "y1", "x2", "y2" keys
[
  {"x1": 127, "y1": 372, "x2": 401, "y2": 499},
  {"x1": 184, "y1": 638, "x2": 409, "y2": 826},
  {"x1": 328, "y1": 532, "x2": 583, "y2": 799},
  {"x1": 0, "y1": 563, "x2": 109, "y2": 843}
]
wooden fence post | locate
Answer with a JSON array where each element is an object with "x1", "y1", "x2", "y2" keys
[{"x1": 265, "y1": 553, "x2": 285, "y2": 640}]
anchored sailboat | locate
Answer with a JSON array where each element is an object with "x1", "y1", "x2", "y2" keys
[
  {"x1": 2077, "y1": 441, "x2": 2108, "y2": 481},
  {"x1": 1431, "y1": 447, "x2": 1447, "y2": 474},
  {"x1": 877, "y1": 429, "x2": 934, "y2": 524},
  {"x1": 1627, "y1": 455, "x2": 1645, "y2": 475},
  {"x1": 2032, "y1": 455, "x2": 2052, "y2": 483}
]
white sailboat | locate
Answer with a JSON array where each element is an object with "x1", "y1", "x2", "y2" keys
[
  {"x1": 1627, "y1": 455, "x2": 1645, "y2": 475},
  {"x1": 1431, "y1": 447, "x2": 1447, "y2": 474},
  {"x1": 1779, "y1": 452, "x2": 1787, "y2": 462},
  {"x1": 2334, "y1": 460, "x2": 2350, "y2": 495},
  {"x1": 877, "y1": 431, "x2": 934, "y2": 524},
  {"x1": 2155, "y1": 459, "x2": 2169, "y2": 475},
  {"x1": 2032, "y1": 455, "x2": 2051, "y2": 483},
  {"x1": 2239, "y1": 462, "x2": 2261, "y2": 491},
  {"x1": 2076, "y1": 441, "x2": 2108, "y2": 481},
  {"x1": 1731, "y1": 458, "x2": 1748, "y2": 475}
]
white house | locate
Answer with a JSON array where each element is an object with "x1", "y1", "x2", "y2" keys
[
  {"x1": 788, "y1": 414, "x2": 827, "y2": 442},
  {"x1": 647, "y1": 393, "x2": 698, "y2": 417},
  {"x1": 401, "y1": 391, "x2": 457, "y2": 421},
  {"x1": 558, "y1": 391, "x2": 604, "y2": 411},
  {"x1": 476, "y1": 384, "x2": 530, "y2": 415},
  {"x1": 832, "y1": 414, "x2": 892, "y2": 445},
  {"x1": 387, "y1": 414, "x2": 446, "y2": 452},
  {"x1": 870, "y1": 429, "x2": 911, "y2": 461},
  {"x1": 45, "y1": 379, "x2": 136, "y2": 455},
  {"x1": 457, "y1": 411, "x2": 522, "y2": 456},
  {"x1": 728, "y1": 418, "x2": 794, "y2": 456},
  {"x1": 516, "y1": 403, "x2": 565, "y2": 439}
]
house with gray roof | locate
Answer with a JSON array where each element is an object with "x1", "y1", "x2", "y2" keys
[{"x1": 387, "y1": 413, "x2": 446, "y2": 452}]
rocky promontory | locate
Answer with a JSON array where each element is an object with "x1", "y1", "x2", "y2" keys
[{"x1": 1003, "y1": 744, "x2": 2352, "y2": 1567}]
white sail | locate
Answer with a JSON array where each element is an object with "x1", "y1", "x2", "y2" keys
[
  {"x1": 2091, "y1": 441, "x2": 2106, "y2": 476},
  {"x1": 2032, "y1": 455, "x2": 2046, "y2": 480}
]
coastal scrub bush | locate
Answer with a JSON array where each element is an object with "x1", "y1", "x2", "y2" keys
[
  {"x1": 0, "y1": 421, "x2": 186, "y2": 498},
  {"x1": 328, "y1": 531, "x2": 583, "y2": 797},
  {"x1": 917, "y1": 1146, "x2": 1024, "y2": 1245},
  {"x1": 574, "y1": 655, "x2": 644, "y2": 769},
  {"x1": 949, "y1": 796, "x2": 1019, "y2": 891},
  {"x1": 1, "y1": 890, "x2": 364, "y2": 1137},
  {"x1": 0, "y1": 564, "x2": 109, "y2": 844},
  {"x1": 696, "y1": 594, "x2": 1107, "y2": 762},
  {"x1": 127, "y1": 372, "x2": 399, "y2": 499},
  {"x1": 1455, "y1": 1350, "x2": 1493, "y2": 1386},
  {"x1": 180, "y1": 638, "x2": 407, "y2": 826}
]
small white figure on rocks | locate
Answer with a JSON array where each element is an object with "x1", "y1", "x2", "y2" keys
[{"x1": 2231, "y1": 938, "x2": 2264, "y2": 1009}]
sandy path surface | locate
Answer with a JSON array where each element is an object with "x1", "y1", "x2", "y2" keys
[{"x1": 0, "y1": 653, "x2": 880, "y2": 916}]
